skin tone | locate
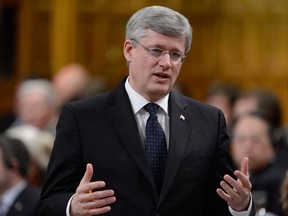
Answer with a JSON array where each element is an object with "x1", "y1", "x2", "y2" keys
[
  {"x1": 70, "y1": 164, "x2": 116, "y2": 215},
  {"x1": 206, "y1": 93, "x2": 233, "y2": 127},
  {"x1": 70, "y1": 29, "x2": 251, "y2": 215},
  {"x1": 216, "y1": 157, "x2": 252, "y2": 211},
  {"x1": 53, "y1": 64, "x2": 88, "y2": 108},
  {"x1": 17, "y1": 92, "x2": 54, "y2": 129},
  {"x1": 124, "y1": 29, "x2": 184, "y2": 102},
  {"x1": 231, "y1": 115, "x2": 275, "y2": 173},
  {"x1": 233, "y1": 97, "x2": 258, "y2": 120}
]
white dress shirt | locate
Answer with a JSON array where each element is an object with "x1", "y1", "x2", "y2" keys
[{"x1": 124, "y1": 77, "x2": 170, "y2": 148}]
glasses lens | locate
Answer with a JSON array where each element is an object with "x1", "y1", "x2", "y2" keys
[
  {"x1": 149, "y1": 49, "x2": 164, "y2": 58},
  {"x1": 132, "y1": 39, "x2": 185, "y2": 64},
  {"x1": 169, "y1": 52, "x2": 182, "y2": 62}
]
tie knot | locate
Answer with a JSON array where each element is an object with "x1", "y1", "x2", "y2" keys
[{"x1": 145, "y1": 103, "x2": 159, "y2": 116}]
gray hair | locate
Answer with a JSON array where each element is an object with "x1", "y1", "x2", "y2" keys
[
  {"x1": 16, "y1": 79, "x2": 57, "y2": 108},
  {"x1": 125, "y1": 6, "x2": 193, "y2": 53}
]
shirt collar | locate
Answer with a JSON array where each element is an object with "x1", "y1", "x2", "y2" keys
[
  {"x1": 124, "y1": 77, "x2": 169, "y2": 115},
  {"x1": 0, "y1": 180, "x2": 27, "y2": 209}
]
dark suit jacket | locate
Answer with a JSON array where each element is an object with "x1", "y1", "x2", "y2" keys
[
  {"x1": 37, "y1": 78, "x2": 255, "y2": 216},
  {"x1": 6, "y1": 185, "x2": 40, "y2": 216}
]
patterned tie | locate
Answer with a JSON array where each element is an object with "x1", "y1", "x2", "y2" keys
[{"x1": 145, "y1": 103, "x2": 167, "y2": 193}]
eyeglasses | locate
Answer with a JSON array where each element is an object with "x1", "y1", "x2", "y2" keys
[{"x1": 131, "y1": 39, "x2": 186, "y2": 64}]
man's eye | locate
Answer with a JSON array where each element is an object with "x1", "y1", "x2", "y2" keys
[
  {"x1": 150, "y1": 48, "x2": 163, "y2": 56},
  {"x1": 170, "y1": 52, "x2": 182, "y2": 60}
]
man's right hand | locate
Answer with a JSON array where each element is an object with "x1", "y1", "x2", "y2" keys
[{"x1": 70, "y1": 163, "x2": 116, "y2": 216}]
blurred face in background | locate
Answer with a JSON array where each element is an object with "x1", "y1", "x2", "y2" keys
[
  {"x1": 233, "y1": 97, "x2": 258, "y2": 120},
  {"x1": 17, "y1": 91, "x2": 53, "y2": 129},
  {"x1": 53, "y1": 63, "x2": 89, "y2": 108},
  {"x1": 206, "y1": 93, "x2": 233, "y2": 127},
  {"x1": 230, "y1": 114, "x2": 275, "y2": 173}
]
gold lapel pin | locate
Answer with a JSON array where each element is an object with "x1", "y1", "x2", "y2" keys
[{"x1": 180, "y1": 115, "x2": 185, "y2": 121}]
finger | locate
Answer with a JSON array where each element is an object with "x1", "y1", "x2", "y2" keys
[
  {"x1": 216, "y1": 188, "x2": 231, "y2": 202},
  {"x1": 91, "y1": 189, "x2": 115, "y2": 200},
  {"x1": 224, "y1": 174, "x2": 244, "y2": 191},
  {"x1": 240, "y1": 157, "x2": 249, "y2": 177},
  {"x1": 76, "y1": 202, "x2": 112, "y2": 216},
  {"x1": 92, "y1": 196, "x2": 117, "y2": 208},
  {"x1": 220, "y1": 179, "x2": 238, "y2": 196},
  {"x1": 76, "y1": 180, "x2": 107, "y2": 196},
  {"x1": 80, "y1": 194, "x2": 116, "y2": 209},
  {"x1": 88, "y1": 206, "x2": 112, "y2": 215},
  {"x1": 234, "y1": 171, "x2": 252, "y2": 190},
  {"x1": 80, "y1": 163, "x2": 94, "y2": 185}
]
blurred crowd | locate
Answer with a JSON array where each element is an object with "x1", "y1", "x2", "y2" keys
[
  {"x1": 205, "y1": 81, "x2": 288, "y2": 216},
  {"x1": 1, "y1": 68, "x2": 288, "y2": 215},
  {"x1": 0, "y1": 63, "x2": 107, "y2": 216}
]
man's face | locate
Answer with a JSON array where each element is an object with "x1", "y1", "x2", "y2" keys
[
  {"x1": 206, "y1": 93, "x2": 233, "y2": 126},
  {"x1": 124, "y1": 29, "x2": 186, "y2": 102},
  {"x1": 233, "y1": 97, "x2": 258, "y2": 119},
  {"x1": 17, "y1": 92, "x2": 52, "y2": 129},
  {"x1": 231, "y1": 115, "x2": 274, "y2": 172}
]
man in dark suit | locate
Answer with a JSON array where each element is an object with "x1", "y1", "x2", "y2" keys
[
  {"x1": 0, "y1": 136, "x2": 40, "y2": 216},
  {"x1": 37, "y1": 6, "x2": 254, "y2": 216}
]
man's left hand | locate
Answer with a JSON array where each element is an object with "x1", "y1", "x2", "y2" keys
[{"x1": 216, "y1": 157, "x2": 252, "y2": 211}]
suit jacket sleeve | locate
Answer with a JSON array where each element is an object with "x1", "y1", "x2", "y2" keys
[{"x1": 37, "y1": 104, "x2": 86, "y2": 215}]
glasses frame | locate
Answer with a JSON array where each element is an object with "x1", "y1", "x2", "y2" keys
[{"x1": 131, "y1": 39, "x2": 186, "y2": 64}]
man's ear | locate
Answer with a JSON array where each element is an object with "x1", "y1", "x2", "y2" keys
[
  {"x1": 123, "y1": 40, "x2": 134, "y2": 61},
  {"x1": 9, "y1": 157, "x2": 19, "y2": 171}
]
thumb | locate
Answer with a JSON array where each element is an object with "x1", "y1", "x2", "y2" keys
[
  {"x1": 241, "y1": 157, "x2": 249, "y2": 178},
  {"x1": 79, "y1": 163, "x2": 94, "y2": 185}
]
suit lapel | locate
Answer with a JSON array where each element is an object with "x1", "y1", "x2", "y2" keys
[
  {"x1": 105, "y1": 81, "x2": 193, "y2": 202},
  {"x1": 158, "y1": 92, "x2": 192, "y2": 205},
  {"x1": 105, "y1": 79, "x2": 157, "y2": 193}
]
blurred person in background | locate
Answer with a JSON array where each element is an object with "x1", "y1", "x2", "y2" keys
[
  {"x1": 0, "y1": 135, "x2": 40, "y2": 216},
  {"x1": 232, "y1": 88, "x2": 288, "y2": 170},
  {"x1": 206, "y1": 81, "x2": 240, "y2": 130},
  {"x1": 232, "y1": 89, "x2": 282, "y2": 127},
  {"x1": 5, "y1": 125, "x2": 54, "y2": 187},
  {"x1": 8, "y1": 78, "x2": 58, "y2": 137},
  {"x1": 52, "y1": 63, "x2": 90, "y2": 111},
  {"x1": 230, "y1": 110, "x2": 286, "y2": 216}
]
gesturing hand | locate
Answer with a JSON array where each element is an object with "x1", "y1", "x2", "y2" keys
[
  {"x1": 70, "y1": 163, "x2": 116, "y2": 216},
  {"x1": 216, "y1": 157, "x2": 252, "y2": 211}
]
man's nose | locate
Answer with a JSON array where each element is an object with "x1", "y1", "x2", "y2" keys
[{"x1": 159, "y1": 53, "x2": 173, "y2": 66}]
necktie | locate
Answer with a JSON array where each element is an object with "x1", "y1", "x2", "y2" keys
[{"x1": 145, "y1": 103, "x2": 167, "y2": 193}]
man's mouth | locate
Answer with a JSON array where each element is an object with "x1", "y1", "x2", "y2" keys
[{"x1": 154, "y1": 72, "x2": 169, "y2": 79}]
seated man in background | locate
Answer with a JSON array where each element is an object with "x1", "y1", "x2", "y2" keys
[
  {"x1": 232, "y1": 88, "x2": 288, "y2": 172},
  {"x1": 5, "y1": 125, "x2": 54, "y2": 187},
  {"x1": 0, "y1": 135, "x2": 40, "y2": 216},
  {"x1": 10, "y1": 78, "x2": 58, "y2": 137},
  {"x1": 52, "y1": 63, "x2": 90, "y2": 111},
  {"x1": 205, "y1": 81, "x2": 240, "y2": 130},
  {"x1": 230, "y1": 110, "x2": 286, "y2": 215}
]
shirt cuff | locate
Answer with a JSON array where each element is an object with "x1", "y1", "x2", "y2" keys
[
  {"x1": 229, "y1": 194, "x2": 253, "y2": 216},
  {"x1": 66, "y1": 194, "x2": 75, "y2": 216}
]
